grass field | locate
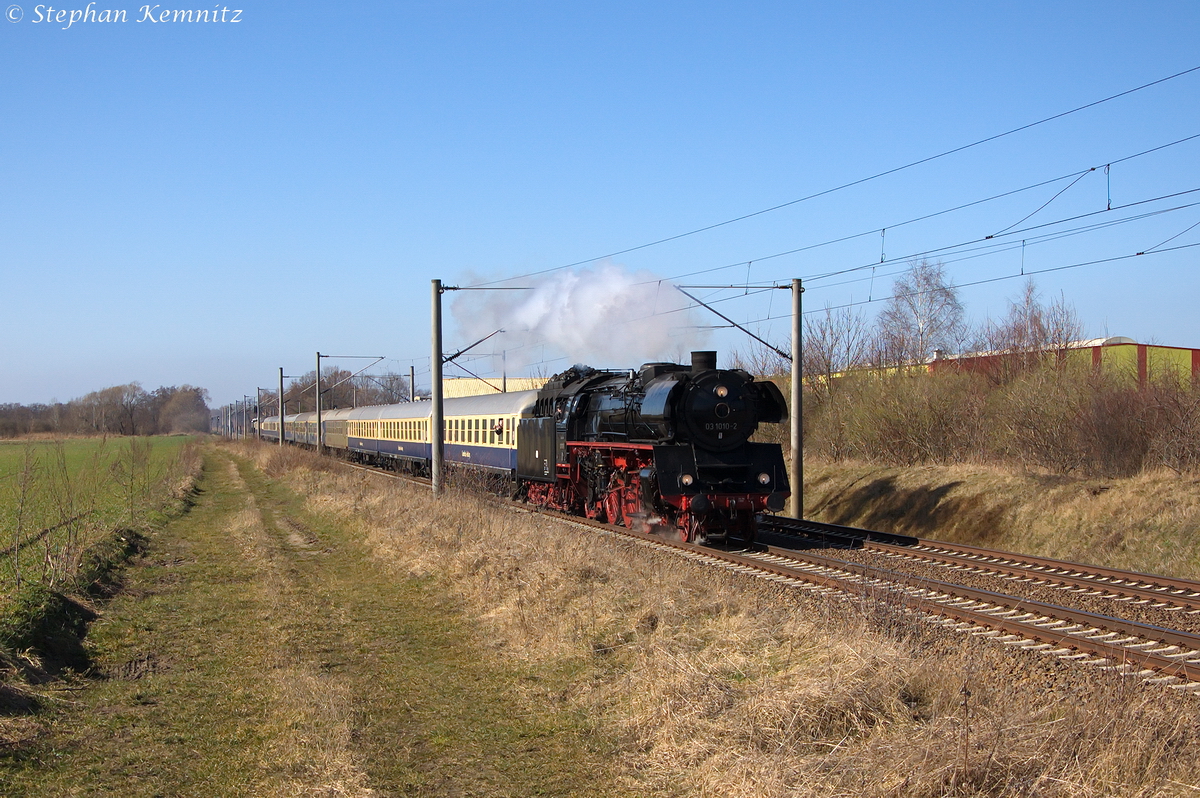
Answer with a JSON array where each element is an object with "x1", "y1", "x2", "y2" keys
[
  {"x1": 0, "y1": 436, "x2": 195, "y2": 600},
  {"x1": 1, "y1": 444, "x2": 628, "y2": 797}
]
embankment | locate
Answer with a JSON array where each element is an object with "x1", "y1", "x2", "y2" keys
[{"x1": 803, "y1": 461, "x2": 1200, "y2": 579}]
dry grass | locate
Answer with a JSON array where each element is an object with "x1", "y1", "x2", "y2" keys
[{"x1": 239, "y1": 442, "x2": 1200, "y2": 797}]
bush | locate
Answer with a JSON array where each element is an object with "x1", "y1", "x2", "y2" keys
[{"x1": 803, "y1": 363, "x2": 1200, "y2": 477}]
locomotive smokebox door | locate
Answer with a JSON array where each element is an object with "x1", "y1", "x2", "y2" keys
[
  {"x1": 651, "y1": 445, "x2": 700, "y2": 498},
  {"x1": 517, "y1": 417, "x2": 556, "y2": 482}
]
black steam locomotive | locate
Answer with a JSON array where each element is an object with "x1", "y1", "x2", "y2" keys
[{"x1": 518, "y1": 350, "x2": 789, "y2": 543}]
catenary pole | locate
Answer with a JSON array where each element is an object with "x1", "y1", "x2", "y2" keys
[
  {"x1": 278, "y1": 368, "x2": 285, "y2": 448},
  {"x1": 256, "y1": 388, "x2": 262, "y2": 440},
  {"x1": 315, "y1": 351, "x2": 323, "y2": 453},
  {"x1": 410, "y1": 365, "x2": 416, "y2": 401},
  {"x1": 431, "y1": 280, "x2": 444, "y2": 495},
  {"x1": 790, "y1": 278, "x2": 804, "y2": 519}
]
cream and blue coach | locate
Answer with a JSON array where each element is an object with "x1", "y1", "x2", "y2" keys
[{"x1": 267, "y1": 391, "x2": 539, "y2": 475}]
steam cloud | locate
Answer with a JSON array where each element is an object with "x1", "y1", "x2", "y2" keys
[{"x1": 450, "y1": 263, "x2": 707, "y2": 371}]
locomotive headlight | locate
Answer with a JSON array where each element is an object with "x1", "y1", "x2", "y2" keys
[
  {"x1": 715, "y1": 385, "x2": 729, "y2": 398},
  {"x1": 757, "y1": 472, "x2": 771, "y2": 485},
  {"x1": 681, "y1": 473, "x2": 694, "y2": 487}
]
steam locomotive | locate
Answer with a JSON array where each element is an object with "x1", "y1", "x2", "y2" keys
[{"x1": 258, "y1": 351, "x2": 789, "y2": 543}]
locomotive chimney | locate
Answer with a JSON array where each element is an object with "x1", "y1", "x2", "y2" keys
[{"x1": 690, "y1": 351, "x2": 717, "y2": 373}]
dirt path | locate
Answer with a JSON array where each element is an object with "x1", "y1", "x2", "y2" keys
[{"x1": 3, "y1": 448, "x2": 621, "y2": 797}]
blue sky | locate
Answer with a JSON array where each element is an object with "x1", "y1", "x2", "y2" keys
[{"x1": 2, "y1": 1, "x2": 1198, "y2": 405}]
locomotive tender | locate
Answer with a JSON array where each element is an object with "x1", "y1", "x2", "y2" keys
[{"x1": 258, "y1": 351, "x2": 789, "y2": 543}]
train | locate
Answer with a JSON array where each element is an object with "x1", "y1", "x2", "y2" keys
[{"x1": 256, "y1": 351, "x2": 790, "y2": 544}]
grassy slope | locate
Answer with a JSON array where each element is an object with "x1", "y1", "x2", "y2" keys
[
  {"x1": 1, "y1": 447, "x2": 625, "y2": 797},
  {"x1": 803, "y1": 461, "x2": 1200, "y2": 580}
]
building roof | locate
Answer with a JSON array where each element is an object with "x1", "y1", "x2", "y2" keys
[{"x1": 442, "y1": 377, "x2": 547, "y2": 398}]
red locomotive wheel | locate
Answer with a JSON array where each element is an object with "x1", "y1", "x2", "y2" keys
[{"x1": 603, "y1": 489, "x2": 623, "y2": 526}]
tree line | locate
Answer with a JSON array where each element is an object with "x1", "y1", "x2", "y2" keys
[
  {"x1": 254, "y1": 369, "x2": 413, "y2": 417},
  {"x1": 0, "y1": 384, "x2": 210, "y2": 438}
]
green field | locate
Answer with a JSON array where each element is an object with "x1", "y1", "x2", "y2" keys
[{"x1": 0, "y1": 436, "x2": 194, "y2": 600}]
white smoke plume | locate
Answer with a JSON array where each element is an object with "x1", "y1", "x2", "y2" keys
[{"x1": 449, "y1": 263, "x2": 708, "y2": 371}]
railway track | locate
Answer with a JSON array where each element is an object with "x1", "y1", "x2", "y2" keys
[
  {"x1": 761, "y1": 516, "x2": 1200, "y2": 613},
  {"x1": 333, "y1": 456, "x2": 1200, "y2": 692}
]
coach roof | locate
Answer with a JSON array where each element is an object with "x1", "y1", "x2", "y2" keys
[{"x1": 342, "y1": 390, "x2": 539, "y2": 421}]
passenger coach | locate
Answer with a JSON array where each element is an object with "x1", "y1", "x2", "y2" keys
[{"x1": 264, "y1": 391, "x2": 539, "y2": 474}]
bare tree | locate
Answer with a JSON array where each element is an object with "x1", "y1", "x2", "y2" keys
[
  {"x1": 978, "y1": 279, "x2": 1082, "y2": 354},
  {"x1": 728, "y1": 340, "x2": 788, "y2": 379},
  {"x1": 803, "y1": 304, "x2": 870, "y2": 398},
  {"x1": 973, "y1": 279, "x2": 1084, "y2": 383},
  {"x1": 352, "y1": 372, "x2": 411, "y2": 405},
  {"x1": 875, "y1": 259, "x2": 966, "y2": 366}
]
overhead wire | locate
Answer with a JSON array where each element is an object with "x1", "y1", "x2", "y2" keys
[
  {"x1": 803, "y1": 187, "x2": 1200, "y2": 284},
  {"x1": 653, "y1": 132, "x2": 1200, "y2": 287},
  {"x1": 1143, "y1": 217, "x2": 1200, "y2": 253},
  {"x1": 769, "y1": 242, "x2": 1200, "y2": 321},
  {"x1": 465, "y1": 66, "x2": 1200, "y2": 289}
]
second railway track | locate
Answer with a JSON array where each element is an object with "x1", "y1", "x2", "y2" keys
[{"x1": 762, "y1": 516, "x2": 1200, "y2": 614}]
